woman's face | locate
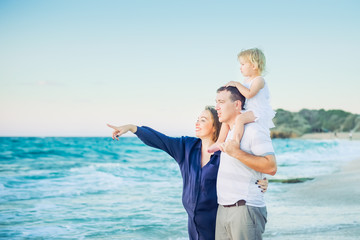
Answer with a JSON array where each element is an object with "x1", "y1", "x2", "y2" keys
[{"x1": 195, "y1": 110, "x2": 215, "y2": 140}]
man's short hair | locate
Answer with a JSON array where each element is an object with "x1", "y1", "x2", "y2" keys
[{"x1": 217, "y1": 86, "x2": 245, "y2": 110}]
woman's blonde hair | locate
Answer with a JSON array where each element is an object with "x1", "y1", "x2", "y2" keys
[{"x1": 238, "y1": 48, "x2": 266, "y2": 74}]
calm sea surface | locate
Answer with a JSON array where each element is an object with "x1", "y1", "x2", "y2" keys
[{"x1": 1, "y1": 137, "x2": 360, "y2": 239}]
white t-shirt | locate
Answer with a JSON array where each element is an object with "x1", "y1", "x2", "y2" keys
[{"x1": 216, "y1": 122, "x2": 275, "y2": 207}]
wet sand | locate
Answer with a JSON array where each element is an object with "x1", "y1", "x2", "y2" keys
[{"x1": 294, "y1": 157, "x2": 360, "y2": 205}]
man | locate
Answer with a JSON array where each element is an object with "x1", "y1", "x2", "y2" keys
[{"x1": 215, "y1": 86, "x2": 277, "y2": 240}]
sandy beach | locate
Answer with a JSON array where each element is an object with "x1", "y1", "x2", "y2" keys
[
  {"x1": 265, "y1": 157, "x2": 360, "y2": 239},
  {"x1": 295, "y1": 157, "x2": 360, "y2": 205},
  {"x1": 301, "y1": 131, "x2": 360, "y2": 140}
]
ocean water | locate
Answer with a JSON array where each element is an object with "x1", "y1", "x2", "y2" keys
[{"x1": 1, "y1": 137, "x2": 360, "y2": 239}]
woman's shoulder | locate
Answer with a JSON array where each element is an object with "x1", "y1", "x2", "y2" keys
[
  {"x1": 181, "y1": 136, "x2": 201, "y2": 145},
  {"x1": 189, "y1": 137, "x2": 203, "y2": 144}
]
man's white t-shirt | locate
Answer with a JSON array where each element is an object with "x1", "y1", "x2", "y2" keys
[{"x1": 216, "y1": 122, "x2": 275, "y2": 207}]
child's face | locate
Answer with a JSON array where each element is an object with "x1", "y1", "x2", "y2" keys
[{"x1": 239, "y1": 57, "x2": 256, "y2": 77}]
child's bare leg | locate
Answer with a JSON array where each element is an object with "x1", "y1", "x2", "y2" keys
[
  {"x1": 208, "y1": 123, "x2": 230, "y2": 153},
  {"x1": 234, "y1": 111, "x2": 256, "y2": 143}
]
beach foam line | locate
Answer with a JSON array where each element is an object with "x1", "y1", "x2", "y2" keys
[{"x1": 301, "y1": 131, "x2": 360, "y2": 140}]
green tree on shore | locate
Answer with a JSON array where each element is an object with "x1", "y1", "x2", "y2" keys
[{"x1": 271, "y1": 109, "x2": 360, "y2": 138}]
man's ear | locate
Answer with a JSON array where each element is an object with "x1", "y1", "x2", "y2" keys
[{"x1": 235, "y1": 100, "x2": 242, "y2": 111}]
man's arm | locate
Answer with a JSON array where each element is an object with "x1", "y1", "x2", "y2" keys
[{"x1": 220, "y1": 139, "x2": 277, "y2": 175}]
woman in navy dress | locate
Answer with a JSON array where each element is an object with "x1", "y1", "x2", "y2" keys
[{"x1": 107, "y1": 106, "x2": 267, "y2": 240}]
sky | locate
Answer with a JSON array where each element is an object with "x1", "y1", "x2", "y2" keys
[{"x1": 1, "y1": 0, "x2": 360, "y2": 137}]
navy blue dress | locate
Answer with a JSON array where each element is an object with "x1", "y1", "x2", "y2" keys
[{"x1": 135, "y1": 126, "x2": 220, "y2": 240}]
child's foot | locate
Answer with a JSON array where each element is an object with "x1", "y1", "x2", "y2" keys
[{"x1": 208, "y1": 143, "x2": 221, "y2": 153}]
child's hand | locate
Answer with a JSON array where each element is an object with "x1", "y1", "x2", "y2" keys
[{"x1": 225, "y1": 81, "x2": 239, "y2": 87}]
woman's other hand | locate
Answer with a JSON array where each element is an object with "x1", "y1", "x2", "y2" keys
[{"x1": 256, "y1": 178, "x2": 268, "y2": 193}]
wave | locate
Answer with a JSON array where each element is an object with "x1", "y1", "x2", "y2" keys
[{"x1": 1, "y1": 137, "x2": 360, "y2": 239}]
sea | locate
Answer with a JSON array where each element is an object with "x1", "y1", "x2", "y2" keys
[{"x1": 1, "y1": 137, "x2": 360, "y2": 239}]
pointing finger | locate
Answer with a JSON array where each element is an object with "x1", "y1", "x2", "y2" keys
[{"x1": 107, "y1": 124, "x2": 117, "y2": 130}]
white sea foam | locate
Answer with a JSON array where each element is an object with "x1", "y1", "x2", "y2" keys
[{"x1": 272, "y1": 139, "x2": 360, "y2": 179}]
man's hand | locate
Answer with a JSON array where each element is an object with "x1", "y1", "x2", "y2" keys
[
  {"x1": 219, "y1": 139, "x2": 277, "y2": 175},
  {"x1": 219, "y1": 139, "x2": 240, "y2": 156}
]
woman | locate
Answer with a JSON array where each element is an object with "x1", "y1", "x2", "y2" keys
[{"x1": 107, "y1": 106, "x2": 267, "y2": 240}]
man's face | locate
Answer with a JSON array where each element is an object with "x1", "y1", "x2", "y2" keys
[{"x1": 215, "y1": 90, "x2": 238, "y2": 124}]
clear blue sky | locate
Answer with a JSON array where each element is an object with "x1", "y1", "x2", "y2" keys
[{"x1": 1, "y1": 0, "x2": 359, "y2": 136}]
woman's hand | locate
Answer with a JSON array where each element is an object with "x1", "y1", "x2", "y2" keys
[
  {"x1": 256, "y1": 178, "x2": 268, "y2": 193},
  {"x1": 106, "y1": 124, "x2": 137, "y2": 140}
]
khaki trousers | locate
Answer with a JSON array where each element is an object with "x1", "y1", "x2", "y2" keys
[{"x1": 215, "y1": 204, "x2": 267, "y2": 240}]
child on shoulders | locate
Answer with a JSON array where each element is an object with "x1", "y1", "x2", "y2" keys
[{"x1": 208, "y1": 48, "x2": 275, "y2": 153}]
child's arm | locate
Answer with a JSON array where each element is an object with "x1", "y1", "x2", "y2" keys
[
  {"x1": 216, "y1": 123, "x2": 230, "y2": 144},
  {"x1": 207, "y1": 123, "x2": 230, "y2": 153},
  {"x1": 227, "y1": 77, "x2": 265, "y2": 99}
]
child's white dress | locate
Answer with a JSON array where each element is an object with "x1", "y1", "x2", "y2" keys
[{"x1": 242, "y1": 77, "x2": 275, "y2": 130}]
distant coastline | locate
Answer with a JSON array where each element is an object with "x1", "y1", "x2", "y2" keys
[{"x1": 271, "y1": 108, "x2": 360, "y2": 139}]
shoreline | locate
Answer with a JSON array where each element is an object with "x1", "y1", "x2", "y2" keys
[
  {"x1": 293, "y1": 157, "x2": 360, "y2": 205},
  {"x1": 300, "y1": 131, "x2": 360, "y2": 140},
  {"x1": 266, "y1": 157, "x2": 360, "y2": 239}
]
